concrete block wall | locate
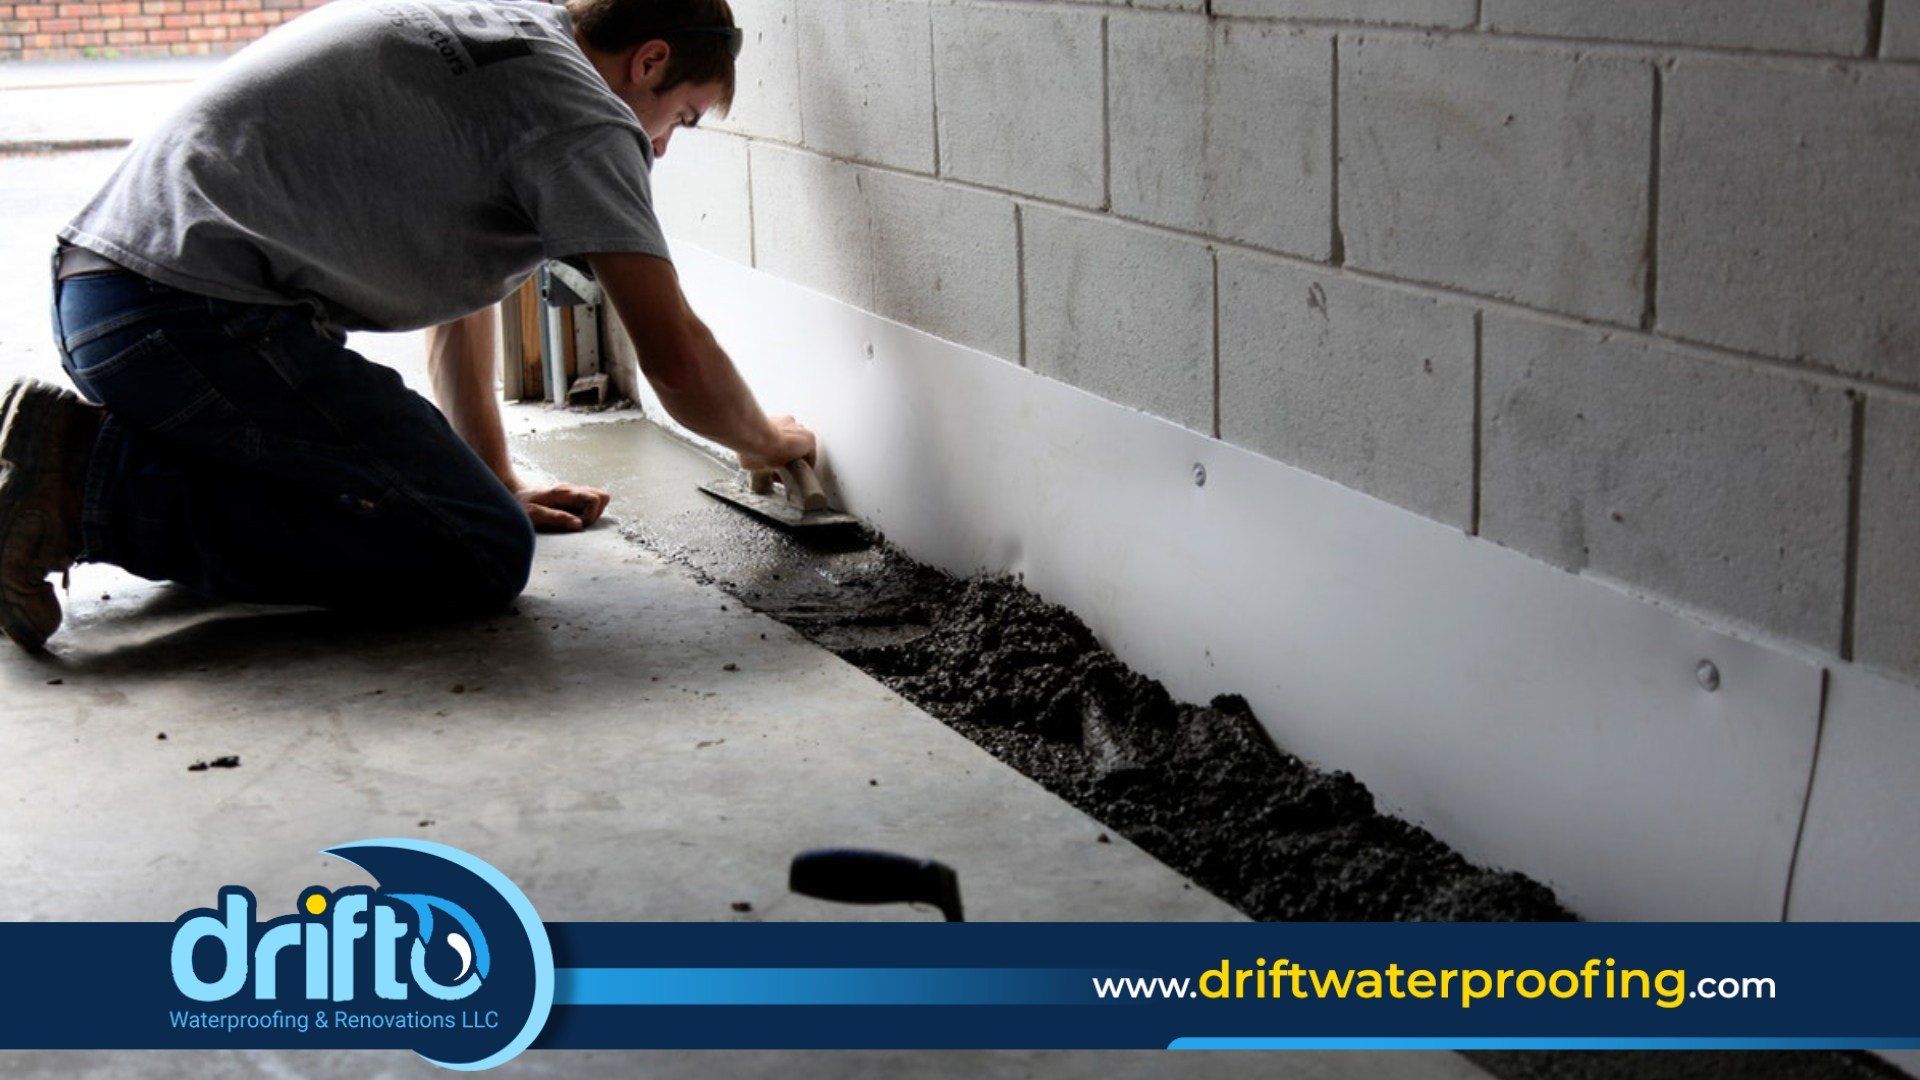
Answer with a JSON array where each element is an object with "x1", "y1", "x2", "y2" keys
[{"x1": 654, "y1": 0, "x2": 1920, "y2": 684}]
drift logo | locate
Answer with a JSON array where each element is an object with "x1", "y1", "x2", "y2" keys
[
  {"x1": 171, "y1": 887, "x2": 489, "y2": 1002},
  {"x1": 167, "y1": 840, "x2": 553, "y2": 1071}
]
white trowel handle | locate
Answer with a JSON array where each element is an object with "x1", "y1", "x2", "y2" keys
[{"x1": 749, "y1": 458, "x2": 830, "y2": 512}]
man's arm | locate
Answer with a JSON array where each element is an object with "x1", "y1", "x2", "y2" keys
[
  {"x1": 586, "y1": 251, "x2": 814, "y2": 471},
  {"x1": 425, "y1": 306, "x2": 611, "y2": 533}
]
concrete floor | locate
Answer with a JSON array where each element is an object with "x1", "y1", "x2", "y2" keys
[{"x1": 0, "y1": 60, "x2": 1495, "y2": 1079}]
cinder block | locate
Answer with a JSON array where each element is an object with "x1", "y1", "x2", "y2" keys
[
  {"x1": 749, "y1": 145, "x2": 870, "y2": 307},
  {"x1": 1213, "y1": 0, "x2": 1474, "y2": 27},
  {"x1": 1659, "y1": 60, "x2": 1920, "y2": 386},
  {"x1": 709, "y1": 0, "x2": 802, "y2": 143},
  {"x1": 1888, "y1": 0, "x2": 1920, "y2": 58},
  {"x1": 1481, "y1": 316, "x2": 1853, "y2": 651},
  {"x1": 864, "y1": 170, "x2": 1021, "y2": 361},
  {"x1": 932, "y1": 3, "x2": 1105, "y2": 206},
  {"x1": 748, "y1": 144, "x2": 1020, "y2": 359},
  {"x1": 1857, "y1": 398, "x2": 1920, "y2": 680},
  {"x1": 1219, "y1": 255, "x2": 1474, "y2": 527},
  {"x1": 1110, "y1": 17, "x2": 1331, "y2": 258},
  {"x1": 795, "y1": 0, "x2": 935, "y2": 172},
  {"x1": 1022, "y1": 208, "x2": 1214, "y2": 433},
  {"x1": 1339, "y1": 37, "x2": 1653, "y2": 324},
  {"x1": 650, "y1": 129, "x2": 752, "y2": 265},
  {"x1": 1482, "y1": 0, "x2": 1872, "y2": 55}
]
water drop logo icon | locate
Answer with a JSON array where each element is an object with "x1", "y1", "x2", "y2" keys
[
  {"x1": 388, "y1": 893, "x2": 488, "y2": 1000},
  {"x1": 322, "y1": 840, "x2": 552, "y2": 1070}
]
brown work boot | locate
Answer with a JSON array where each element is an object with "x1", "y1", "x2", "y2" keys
[{"x1": 0, "y1": 379, "x2": 102, "y2": 651}]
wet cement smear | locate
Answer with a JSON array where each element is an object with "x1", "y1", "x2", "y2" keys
[{"x1": 518, "y1": 422, "x2": 1904, "y2": 1079}]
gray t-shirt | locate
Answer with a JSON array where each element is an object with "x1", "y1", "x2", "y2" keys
[{"x1": 60, "y1": 0, "x2": 668, "y2": 333}]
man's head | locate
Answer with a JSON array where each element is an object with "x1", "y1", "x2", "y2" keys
[{"x1": 566, "y1": 0, "x2": 738, "y2": 158}]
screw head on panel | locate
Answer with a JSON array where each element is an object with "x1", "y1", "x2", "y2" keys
[
  {"x1": 1695, "y1": 660, "x2": 1721, "y2": 693},
  {"x1": 1193, "y1": 463, "x2": 1208, "y2": 488}
]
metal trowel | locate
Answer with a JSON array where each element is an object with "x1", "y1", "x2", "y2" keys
[{"x1": 699, "y1": 458, "x2": 864, "y2": 533}]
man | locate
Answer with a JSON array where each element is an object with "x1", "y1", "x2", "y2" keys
[{"x1": 0, "y1": 0, "x2": 814, "y2": 651}]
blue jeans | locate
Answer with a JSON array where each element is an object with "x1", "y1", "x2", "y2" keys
[{"x1": 50, "y1": 257, "x2": 534, "y2": 614}]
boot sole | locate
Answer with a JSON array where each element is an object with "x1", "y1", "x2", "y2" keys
[{"x1": 0, "y1": 381, "x2": 78, "y2": 651}]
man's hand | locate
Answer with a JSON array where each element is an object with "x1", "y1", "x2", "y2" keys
[
  {"x1": 515, "y1": 482, "x2": 612, "y2": 533},
  {"x1": 737, "y1": 414, "x2": 817, "y2": 472},
  {"x1": 588, "y1": 254, "x2": 819, "y2": 471}
]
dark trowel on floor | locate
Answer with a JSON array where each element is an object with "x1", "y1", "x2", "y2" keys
[{"x1": 699, "y1": 458, "x2": 867, "y2": 536}]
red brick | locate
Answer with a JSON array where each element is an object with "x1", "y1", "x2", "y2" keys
[
  {"x1": 15, "y1": 4, "x2": 56, "y2": 17},
  {"x1": 38, "y1": 15, "x2": 78, "y2": 29},
  {"x1": 104, "y1": 26, "x2": 140, "y2": 40},
  {"x1": 57, "y1": 2, "x2": 100, "y2": 15}
]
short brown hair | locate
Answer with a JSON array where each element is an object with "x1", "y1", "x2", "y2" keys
[{"x1": 566, "y1": 0, "x2": 738, "y2": 114}]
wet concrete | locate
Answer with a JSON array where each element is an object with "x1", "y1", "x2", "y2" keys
[
  {"x1": 517, "y1": 418, "x2": 1911, "y2": 1080},
  {"x1": 518, "y1": 421, "x2": 1567, "y2": 923}
]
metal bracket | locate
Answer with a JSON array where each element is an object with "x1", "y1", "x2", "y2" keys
[
  {"x1": 543, "y1": 260, "x2": 603, "y2": 309},
  {"x1": 536, "y1": 261, "x2": 606, "y2": 405}
]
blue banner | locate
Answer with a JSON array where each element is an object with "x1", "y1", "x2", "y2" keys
[{"x1": 2, "y1": 840, "x2": 1914, "y2": 1069}]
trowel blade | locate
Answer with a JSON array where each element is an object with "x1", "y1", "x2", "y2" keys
[{"x1": 699, "y1": 478, "x2": 865, "y2": 532}]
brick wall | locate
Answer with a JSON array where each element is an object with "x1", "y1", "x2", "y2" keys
[
  {"x1": 650, "y1": 0, "x2": 1920, "y2": 683},
  {"x1": 0, "y1": 0, "x2": 323, "y2": 62}
]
